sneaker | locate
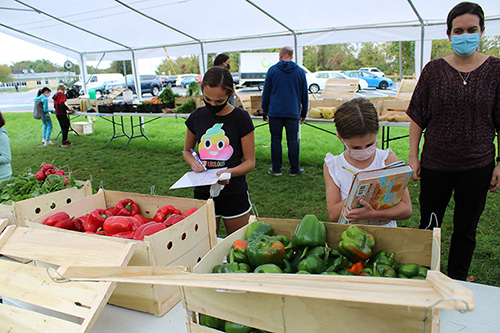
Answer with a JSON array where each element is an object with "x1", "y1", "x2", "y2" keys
[
  {"x1": 61, "y1": 141, "x2": 74, "y2": 147},
  {"x1": 290, "y1": 169, "x2": 305, "y2": 176},
  {"x1": 267, "y1": 168, "x2": 282, "y2": 176},
  {"x1": 44, "y1": 140, "x2": 54, "y2": 146}
]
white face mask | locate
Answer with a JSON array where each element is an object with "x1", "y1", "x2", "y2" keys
[{"x1": 344, "y1": 140, "x2": 378, "y2": 161}]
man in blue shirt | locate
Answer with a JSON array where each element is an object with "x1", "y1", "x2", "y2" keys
[{"x1": 262, "y1": 46, "x2": 308, "y2": 176}]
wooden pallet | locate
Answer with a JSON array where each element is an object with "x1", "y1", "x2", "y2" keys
[{"x1": 0, "y1": 223, "x2": 135, "y2": 333}]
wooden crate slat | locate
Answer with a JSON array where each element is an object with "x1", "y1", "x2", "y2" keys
[
  {"x1": 321, "y1": 78, "x2": 358, "y2": 100},
  {"x1": 0, "y1": 260, "x2": 103, "y2": 318},
  {"x1": 0, "y1": 303, "x2": 81, "y2": 333},
  {"x1": 0, "y1": 225, "x2": 132, "y2": 267}
]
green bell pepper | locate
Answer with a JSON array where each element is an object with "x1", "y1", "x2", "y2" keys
[
  {"x1": 245, "y1": 221, "x2": 274, "y2": 241},
  {"x1": 398, "y1": 263, "x2": 428, "y2": 279},
  {"x1": 325, "y1": 254, "x2": 351, "y2": 273},
  {"x1": 247, "y1": 236, "x2": 285, "y2": 268},
  {"x1": 212, "y1": 251, "x2": 251, "y2": 273},
  {"x1": 199, "y1": 314, "x2": 225, "y2": 330},
  {"x1": 365, "y1": 250, "x2": 400, "y2": 271},
  {"x1": 292, "y1": 214, "x2": 326, "y2": 250},
  {"x1": 297, "y1": 254, "x2": 326, "y2": 274},
  {"x1": 253, "y1": 263, "x2": 283, "y2": 273},
  {"x1": 321, "y1": 271, "x2": 339, "y2": 275},
  {"x1": 281, "y1": 259, "x2": 293, "y2": 273},
  {"x1": 231, "y1": 239, "x2": 250, "y2": 264},
  {"x1": 336, "y1": 268, "x2": 356, "y2": 276},
  {"x1": 296, "y1": 270, "x2": 311, "y2": 274},
  {"x1": 225, "y1": 321, "x2": 252, "y2": 333},
  {"x1": 338, "y1": 225, "x2": 375, "y2": 262},
  {"x1": 360, "y1": 263, "x2": 397, "y2": 278}
]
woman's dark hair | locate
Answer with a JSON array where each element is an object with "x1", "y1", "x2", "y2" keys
[
  {"x1": 447, "y1": 2, "x2": 484, "y2": 35},
  {"x1": 0, "y1": 112, "x2": 5, "y2": 128},
  {"x1": 201, "y1": 67, "x2": 234, "y2": 96},
  {"x1": 334, "y1": 98, "x2": 379, "y2": 139},
  {"x1": 37, "y1": 87, "x2": 51, "y2": 96},
  {"x1": 214, "y1": 53, "x2": 230, "y2": 67}
]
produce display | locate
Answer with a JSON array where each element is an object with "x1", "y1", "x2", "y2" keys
[
  {"x1": 41, "y1": 198, "x2": 197, "y2": 240},
  {"x1": 308, "y1": 107, "x2": 336, "y2": 119},
  {"x1": 200, "y1": 215, "x2": 429, "y2": 331},
  {"x1": 378, "y1": 111, "x2": 411, "y2": 122},
  {"x1": 0, "y1": 163, "x2": 83, "y2": 204}
]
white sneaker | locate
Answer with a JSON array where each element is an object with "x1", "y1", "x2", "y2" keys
[{"x1": 44, "y1": 141, "x2": 54, "y2": 146}]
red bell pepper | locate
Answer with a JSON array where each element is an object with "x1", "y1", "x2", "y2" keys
[
  {"x1": 105, "y1": 206, "x2": 115, "y2": 216},
  {"x1": 111, "y1": 231, "x2": 136, "y2": 239},
  {"x1": 43, "y1": 212, "x2": 81, "y2": 231},
  {"x1": 153, "y1": 205, "x2": 176, "y2": 222},
  {"x1": 85, "y1": 228, "x2": 107, "y2": 236},
  {"x1": 133, "y1": 222, "x2": 166, "y2": 241},
  {"x1": 112, "y1": 199, "x2": 140, "y2": 216},
  {"x1": 346, "y1": 261, "x2": 366, "y2": 275},
  {"x1": 164, "y1": 214, "x2": 186, "y2": 227},
  {"x1": 183, "y1": 207, "x2": 197, "y2": 217},
  {"x1": 71, "y1": 216, "x2": 85, "y2": 232},
  {"x1": 132, "y1": 214, "x2": 152, "y2": 225},
  {"x1": 84, "y1": 208, "x2": 112, "y2": 233},
  {"x1": 103, "y1": 216, "x2": 140, "y2": 236}
]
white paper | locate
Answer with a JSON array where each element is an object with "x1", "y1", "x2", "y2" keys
[{"x1": 169, "y1": 168, "x2": 227, "y2": 189}]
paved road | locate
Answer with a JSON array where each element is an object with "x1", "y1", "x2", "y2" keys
[{"x1": 0, "y1": 85, "x2": 397, "y2": 113}]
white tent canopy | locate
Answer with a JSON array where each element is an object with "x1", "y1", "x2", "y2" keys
[{"x1": 1, "y1": 0, "x2": 499, "y2": 93}]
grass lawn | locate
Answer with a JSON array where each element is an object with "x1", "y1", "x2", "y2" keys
[{"x1": 4, "y1": 111, "x2": 500, "y2": 287}]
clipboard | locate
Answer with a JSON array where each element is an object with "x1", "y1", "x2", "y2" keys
[{"x1": 169, "y1": 168, "x2": 227, "y2": 189}]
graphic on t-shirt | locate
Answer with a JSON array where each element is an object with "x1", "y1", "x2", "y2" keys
[{"x1": 199, "y1": 123, "x2": 234, "y2": 161}]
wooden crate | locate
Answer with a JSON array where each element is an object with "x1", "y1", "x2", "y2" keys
[
  {"x1": 24, "y1": 189, "x2": 217, "y2": 316},
  {"x1": 90, "y1": 98, "x2": 113, "y2": 107},
  {"x1": 379, "y1": 100, "x2": 411, "y2": 122},
  {"x1": 180, "y1": 217, "x2": 474, "y2": 332},
  {"x1": 396, "y1": 79, "x2": 418, "y2": 101},
  {"x1": 0, "y1": 180, "x2": 92, "y2": 226},
  {"x1": 321, "y1": 78, "x2": 359, "y2": 99},
  {"x1": 71, "y1": 121, "x2": 94, "y2": 135},
  {"x1": 250, "y1": 95, "x2": 262, "y2": 114},
  {"x1": 0, "y1": 221, "x2": 136, "y2": 333}
]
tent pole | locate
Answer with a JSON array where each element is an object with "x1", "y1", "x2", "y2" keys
[
  {"x1": 131, "y1": 50, "x2": 142, "y2": 100},
  {"x1": 246, "y1": 0, "x2": 298, "y2": 57},
  {"x1": 399, "y1": 41, "x2": 403, "y2": 82},
  {"x1": 79, "y1": 54, "x2": 88, "y2": 96}
]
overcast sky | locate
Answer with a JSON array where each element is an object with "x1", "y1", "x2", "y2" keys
[{"x1": 0, "y1": 32, "x2": 163, "y2": 74}]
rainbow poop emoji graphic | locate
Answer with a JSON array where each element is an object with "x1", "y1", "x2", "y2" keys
[{"x1": 199, "y1": 124, "x2": 234, "y2": 161}]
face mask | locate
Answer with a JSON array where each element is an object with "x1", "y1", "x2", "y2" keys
[
  {"x1": 204, "y1": 98, "x2": 228, "y2": 114},
  {"x1": 226, "y1": 63, "x2": 231, "y2": 70},
  {"x1": 451, "y1": 33, "x2": 480, "y2": 56},
  {"x1": 344, "y1": 140, "x2": 378, "y2": 161}
]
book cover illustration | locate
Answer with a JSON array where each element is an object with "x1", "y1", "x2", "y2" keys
[{"x1": 339, "y1": 164, "x2": 413, "y2": 224}]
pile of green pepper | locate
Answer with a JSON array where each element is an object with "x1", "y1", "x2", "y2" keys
[{"x1": 211, "y1": 217, "x2": 429, "y2": 278}]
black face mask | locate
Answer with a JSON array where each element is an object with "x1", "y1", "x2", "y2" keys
[
  {"x1": 226, "y1": 63, "x2": 231, "y2": 70},
  {"x1": 204, "y1": 98, "x2": 228, "y2": 114}
]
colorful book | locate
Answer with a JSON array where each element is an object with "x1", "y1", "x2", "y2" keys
[{"x1": 338, "y1": 162, "x2": 413, "y2": 224}]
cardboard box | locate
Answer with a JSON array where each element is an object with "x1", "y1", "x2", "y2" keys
[
  {"x1": 72, "y1": 121, "x2": 94, "y2": 135},
  {"x1": 25, "y1": 189, "x2": 217, "y2": 316},
  {"x1": 0, "y1": 180, "x2": 92, "y2": 226},
  {"x1": 181, "y1": 217, "x2": 474, "y2": 332}
]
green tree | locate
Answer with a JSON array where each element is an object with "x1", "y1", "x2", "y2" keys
[
  {"x1": 386, "y1": 41, "x2": 415, "y2": 76},
  {"x1": 108, "y1": 61, "x2": 133, "y2": 75},
  {"x1": 10, "y1": 60, "x2": 33, "y2": 74},
  {"x1": 431, "y1": 39, "x2": 453, "y2": 59},
  {"x1": 357, "y1": 42, "x2": 389, "y2": 72},
  {"x1": 28, "y1": 59, "x2": 60, "y2": 73},
  {"x1": 0, "y1": 65, "x2": 13, "y2": 83},
  {"x1": 481, "y1": 36, "x2": 500, "y2": 57}
]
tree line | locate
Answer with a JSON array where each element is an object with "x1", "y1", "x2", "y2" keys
[{"x1": 1, "y1": 37, "x2": 499, "y2": 83}]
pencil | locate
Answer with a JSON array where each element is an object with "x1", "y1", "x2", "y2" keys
[{"x1": 342, "y1": 166, "x2": 356, "y2": 174}]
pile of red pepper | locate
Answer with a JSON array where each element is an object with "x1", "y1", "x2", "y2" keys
[{"x1": 42, "y1": 198, "x2": 198, "y2": 241}]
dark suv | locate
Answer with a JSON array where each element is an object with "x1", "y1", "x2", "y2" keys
[
  {"x1": 160, "y1": 76, "x2": 177, "y2": 87},
  {"x1": 105, "y1": 75, "x2": 163, "y2": 96}
]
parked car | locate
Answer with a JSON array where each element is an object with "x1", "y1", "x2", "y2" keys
[
  {"x1": 175, "y1": 74, "x2": 197, "y2": 88},
  {"x1": 344, "y1": 71, "x2": 393, "y2": 90},
  {"x1": 160, "y1": 75, "x2": 177, "y2": 87},
  {"x1": 105, "y1": 75, "x2": 163, "y2": 96},
  {"x1": 359, "y1": 67, "x2": 385, "y2": 77},
  {"x1": 178, "y1": 74, "x2": 198, "y2": 88},
  {"x1": 306, "y1": 71, "x2": 368, "y2": 93},
  {"x1": 87, "y1": 80, "x2": 119, "y2": 97}
]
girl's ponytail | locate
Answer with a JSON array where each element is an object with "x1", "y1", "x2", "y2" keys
[{"x1": 37, "y1": 89, "x2": 42, "y2": 96}]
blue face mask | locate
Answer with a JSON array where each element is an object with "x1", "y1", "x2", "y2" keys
[{"x1": 451, "y1": 33, "x2": 480, "y2": 56}]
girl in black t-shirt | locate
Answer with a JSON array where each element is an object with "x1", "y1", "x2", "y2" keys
[{"x1": 183, "y1": 67, "x2": 255, "y2": 235}]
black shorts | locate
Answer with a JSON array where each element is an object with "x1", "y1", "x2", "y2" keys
[{"x1": 194, "y1": 190, "x2": 252, "y2": 219}]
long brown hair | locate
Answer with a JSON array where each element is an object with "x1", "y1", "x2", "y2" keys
[{"x1": 334, "y1": 98, "x2": 379, "y2": 139}]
